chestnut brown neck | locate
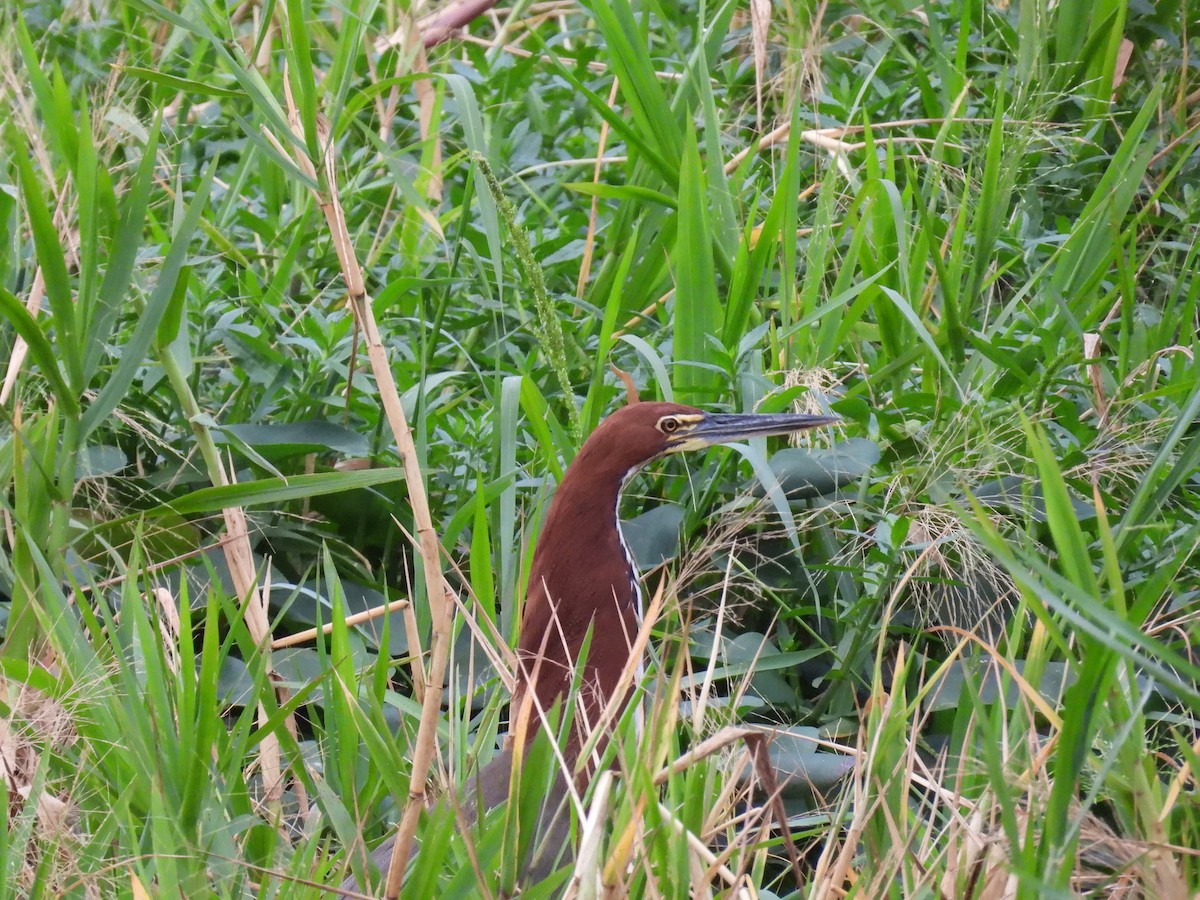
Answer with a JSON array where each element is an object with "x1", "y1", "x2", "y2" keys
[
  {"x1": 512, "y1": 436, "x2": 641, "y2": 755},
  {"x1": 509, "y1": 403, "x2": 698, "y2": 756}
]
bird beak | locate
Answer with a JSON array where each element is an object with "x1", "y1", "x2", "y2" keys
[{"x1": 674, "y1": 411, "x2": 839, "y2": 450}]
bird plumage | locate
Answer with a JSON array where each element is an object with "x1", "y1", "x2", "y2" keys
[
  {"x1": 513, "y1": 402, "x2": 694, "y2": 760},
  {"x1": 341, "y1": 401, "x2": 837, "y2": 893}
]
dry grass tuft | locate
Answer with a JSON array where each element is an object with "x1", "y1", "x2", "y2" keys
[
  {"x1": 903, "y1": 504, "x2": 1015, "y2": 636},
  {"x1": 0, "y1": 679, "x2": 103, "y2": 898}
]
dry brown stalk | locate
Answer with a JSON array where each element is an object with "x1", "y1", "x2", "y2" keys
[
  {"x1": 266, "y1": 60, "x2": 457, "y2": 897},
  {"x1": 653, "y1": 726, "x2": 758, "y2": 786},
  {"x1": 1083, "y1": 333, "x2": 1108, "y2": 427},
  {"x1": 924, "y1": 626, "x2": 1062, "y2": 729},
  {"x1": 576, "y1": 76, "x2": 621, "y2": 300},
  {"x1": 569, "y1": 769, "x2": 615, "y2": 898},
  {"x1": 1149, "y1": 118, "x2": 1200, "y2": 168},
  {"x1": 270, "y1": 599, "x2": 411, "y2": 650},
  {"x1": 689, "y1": 554, "x2": 737, "y2": 733},
  {"x1": 724, "y1": 122, "x2": 856, "y2": 174},
  {"x1": 382, "y1": 11, "x2": 444, "y2": 204},
  {"x1": 65, "y1": 532, "x2": 240, "y2": 596},
  {"x1": 745, "y1": 731, "x2": 804, "y2": 886},
  {"x1": 219, "y1": 480, "x2": 286, "y2": 810},
  {"x1": 597, "y1": 795, "x2": 645, "y2": 894},
  {"x1": 0, "y1": 678, "x2": 76, "y2": 881},
  {"x1": 1, "y1": 268, "x2": 46, "y2": 405},
  {"x1": 809, "y1": 680, "x2": 893, "y2": 899},
  {"x1": 1159, "y1": 732, "x2": 1200, "y2": 819},
  {"x1": 149, "y1": 587, "x2": 182, "y2": 674},
  {"x1": 375, "y1": 0, "x2": 501, "y2": 52},
  {"x1": 612, "y1": 287, "x2": 673, "y2": 338},
  {"x1": 648, "y1": 723, "x2": 814, "y2": 890},
  {"x1": 750, "y1": 0, "x2": 770, "y2": 130}
]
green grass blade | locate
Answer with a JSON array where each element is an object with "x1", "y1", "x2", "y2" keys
[
  {"x1": 672, "y1": 122, "x2": 722, "y2": 405},
  {"x1": 80, "y1": 157, "x2": 218, "y2": 439}
]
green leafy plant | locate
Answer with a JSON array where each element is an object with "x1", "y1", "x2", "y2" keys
[{"x1": 0, "y1": 0, "x2": 1197, "y2": 895}]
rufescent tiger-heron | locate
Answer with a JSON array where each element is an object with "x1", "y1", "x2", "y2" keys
[{"x1": 342, "y1": 401, "x2": 838, "y2": 893}]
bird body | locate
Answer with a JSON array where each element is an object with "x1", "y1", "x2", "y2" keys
[
  {"x1": 343, "y1": 401, "x2": 837, "y2": 892},
  {"x1": 512, "y1": 403, "x2": 672, "y2": 758}
]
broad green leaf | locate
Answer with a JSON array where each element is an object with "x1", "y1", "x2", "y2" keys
[
  {"x1": 753, "y1": 730, "x2": 856, "y2": 794},
  {"x1": 751, "y1": 440, "x2": 881, "y2": 500},
  {"x1": 215, "y1": 422, "x2": 370, "y2": 458},
  {"x1": 621, "y1": 504, "x2": 684, "y2": 570},
  {"x1": 147, "y1": 468, "x2": 408, "y2": 516}
]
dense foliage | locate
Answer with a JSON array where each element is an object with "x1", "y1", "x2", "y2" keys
[{"x1": 0, "y1": 0, "x2": 1197, "y2": 896}]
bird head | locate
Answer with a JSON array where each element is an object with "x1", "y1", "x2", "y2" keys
[{"x1": 584, "y1": 401, "x2": 839, "y2": 476}]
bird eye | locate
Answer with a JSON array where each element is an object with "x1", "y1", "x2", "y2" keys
[{"x1": 659, "y1": 416, "x2": 680, "y2": 434}]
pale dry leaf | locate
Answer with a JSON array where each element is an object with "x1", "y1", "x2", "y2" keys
[
  {"x1": 130, "y1": 870, "x2": 153, "y2": 900},
  {"x1": 1084, "y1": 332, "x2": 1107, "y2": 425},
  {"x1": 150, "y1": 587, "x2": 181, "y2": 674},
  {"x1": 750, "y1": 0, "x2": 770, "y2": 129},
  {"x1": 1113, "y1": 38, "x2": 1135, "y2": 95}
]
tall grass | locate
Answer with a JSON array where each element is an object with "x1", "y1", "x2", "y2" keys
[{"x1": 0, "y1": 0, "x2": 1197, "y2": 896}]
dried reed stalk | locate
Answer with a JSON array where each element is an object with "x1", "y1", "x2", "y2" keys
[
  {"x1": 576, "y1": 77, "x2": 620, "y2": 299},
  {"x1": 219, "y1": 482, "x2": 286, "y2": 809},
  {"x1": 1, "y1": 268, "x2": 45, "y2": 405},
  {"x1": 270, "y1": 599, "x2": 411, "y2": 650},
  {"x1": 265, "y1": 62, "x2": 457, "y2": 897}
]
